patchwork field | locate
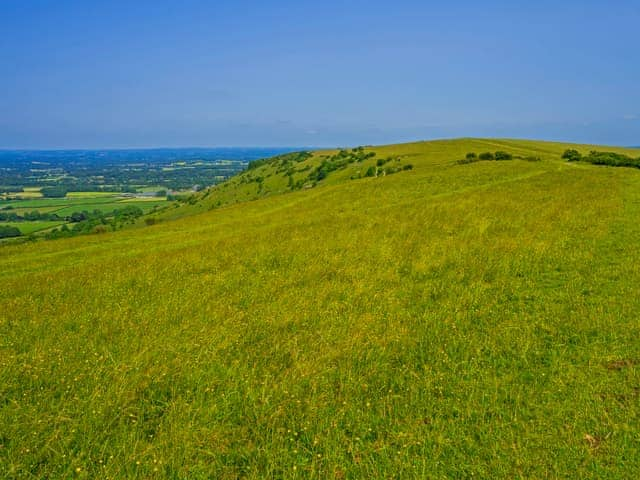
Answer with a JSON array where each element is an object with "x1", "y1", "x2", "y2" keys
[
  {"x1": 0, "y1": 194, "x2": 169, "y2": 238},
  {"x1": 1, "y1": 190, "x2": 43, "y2": 199},
  {"x1": 2, "y1": 195, "x2": 167, "y2": 211},
  {"x1": 1, "y1": 139, "x2": 640, "y2": 478}
]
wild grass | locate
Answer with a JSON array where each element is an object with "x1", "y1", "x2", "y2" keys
[{"x1": 1, "y1": 139, "x2": 640, "y2": 478}]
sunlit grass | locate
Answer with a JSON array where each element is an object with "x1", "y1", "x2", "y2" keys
[{"x1": 1, "y1": 139, "x2": 640, "y2": 478}]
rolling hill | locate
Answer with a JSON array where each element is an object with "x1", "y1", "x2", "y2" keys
[
  {"x1": 2, "y1": 138, "x2": 640, "y2": 478},
  {"x1": 153, "y1": 138, "x2": 640, "y2": 221}
]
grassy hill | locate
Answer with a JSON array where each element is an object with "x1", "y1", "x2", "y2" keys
[
  {"x1": 153, "y1": 138, "x2": 639, "y2": 221},
  {"x1": 2, "y1": 138, "x2": 640, "y2": 478}
]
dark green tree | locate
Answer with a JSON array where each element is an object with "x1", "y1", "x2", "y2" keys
[
  {"x1": 0, "y1": 225, "x2": 22, "y2": 238},
  {"x1": 562, "y1": 149, "x2": 582, "y2": 162}
]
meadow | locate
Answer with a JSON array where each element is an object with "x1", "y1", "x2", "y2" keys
[{"x1": 1, "y1": 139, "x2": 640, "y2": 478}]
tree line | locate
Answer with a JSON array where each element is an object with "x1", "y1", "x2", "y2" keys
[
  {"x1": 0, "y1": 205, "x2": 146, "y2": 240},
  {"x1": 45, "y1": 206, "x2": 145, "y2": 240},
  {"x1": 458, "y1": 151, "x2": 541, "y2": 164},
  {"x1": 0, "y1": 225, "x2": 22, "y2": 239},
  {"x1": 0, "y1": 208, "x2": 100, "y2": 223},
  {"x1": 562, "y1": 149, "x2": 640, "y2": 168}
]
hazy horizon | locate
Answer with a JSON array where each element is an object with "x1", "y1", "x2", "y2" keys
[
  {"x1": 1, "y1": 0, "x2": 638, "y2": 149},
  {"x1": 0, "y1": 135, "x2": 639, "y2": 153}
]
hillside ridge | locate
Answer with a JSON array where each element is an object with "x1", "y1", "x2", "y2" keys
[{"x1": 149, "y1": 137, "x2": 640, "y2": 223}]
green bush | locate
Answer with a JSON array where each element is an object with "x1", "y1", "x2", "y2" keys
[
  {"x1": 365, "y1": 166, "x2": 377, "y2": 177},
  {"x1": 479, "y1": 152, "x2": 495, "y2": 160},
  {"x1": 582, "y1": 151, "x2": 640, "y2": 168},
  {"x1": 559, "y1": 149, "x2": 640, "y2": 168},
  {"x1": 562, "y1": 149, "x2": 582, "y2": 162},
  {"x1": 495, "y1": 151, "x2": 513, "y2": 160},
  {"x1": 457, "y1": 157, "x2": 477, "y2": 165},
  {"x1": 0, "y1": 225, "x2": 22, "y2": 238}
]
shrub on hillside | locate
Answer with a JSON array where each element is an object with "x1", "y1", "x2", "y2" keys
[
  {"x1": 365, "y1": 166, "x2": 377, "y2": 177},
  {"x1": 559, "y1": 149, "x2": 640, "y2": 168},
  {"x1": 458, "y1": 155, "x2": 479, "y2": 165},
  {"x1": 0, "y1": 225, "x2": 22, "y2": 238},
  {"x1": 562, "y1": 149, "x2": 582, "y2": 162},
  {"x1": 495, "y1": 151, "x2": 513, "y2": 160},
  {"x1": 247, "y1": 151, "x2": 312, "y2": 170},
  {"x1": 582, "y1": 151, "x2": 640, "y2": 168},
  {"x1": 479, "y1": 152, "x2": 495, "y2": 160}
]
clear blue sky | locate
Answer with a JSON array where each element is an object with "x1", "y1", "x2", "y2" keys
[{"x1": 1, "y1": 0, "x2": 638, "y2": 148}]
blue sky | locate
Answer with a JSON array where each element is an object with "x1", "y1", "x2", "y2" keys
[{"x1": 1, "y1": 0, "x2": 638, "y2": 148}]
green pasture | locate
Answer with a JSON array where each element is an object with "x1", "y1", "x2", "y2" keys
[
  {"x1": 1, "y1": 220, "x2": 66, "y2": 235},
  {"x1": 66, "y1": 191, "x2": 121, "y2": 198}
]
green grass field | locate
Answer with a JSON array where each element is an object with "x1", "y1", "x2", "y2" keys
[
  {"x1": 2, "y1": 195, "x2": 124, "y2": 209},
  {"x1": 1, "y1": 220, "x2": 67, "y2": 235},
  {"x1": 50, "y1": 200, "x2": 166, "y2": 217},
  {"x1": 1, "y1": 139, "x2": 640, "y2": 478},
  {"x1": 3, "y1": 195, "x2": 168, "y2": 210},
  {"x1": 1, "y1": 191, "x2": 43, "y2": 199},
  {"x1": 66, "y1": 191, "x2": 121, "y2": 198}
]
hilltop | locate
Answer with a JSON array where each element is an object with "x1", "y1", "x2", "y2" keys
[
  {"x1": 2, "y1": 138, "x2": 640, "y2": 478},
  {"x1": 153, "y1": 138, "x2": 640, "y2": 221}
]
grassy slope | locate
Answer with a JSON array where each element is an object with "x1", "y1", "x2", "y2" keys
[
  {"x1": 2, "y1": 139, "x2": 640, "y2": 478},
  {"x1": 154, "y1": 138, "x2": 639, "y2": 220}
]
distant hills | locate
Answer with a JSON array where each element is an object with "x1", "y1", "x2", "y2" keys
[{"x1": 0, "y1": 147, "x2": 300, "y2": 167}]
